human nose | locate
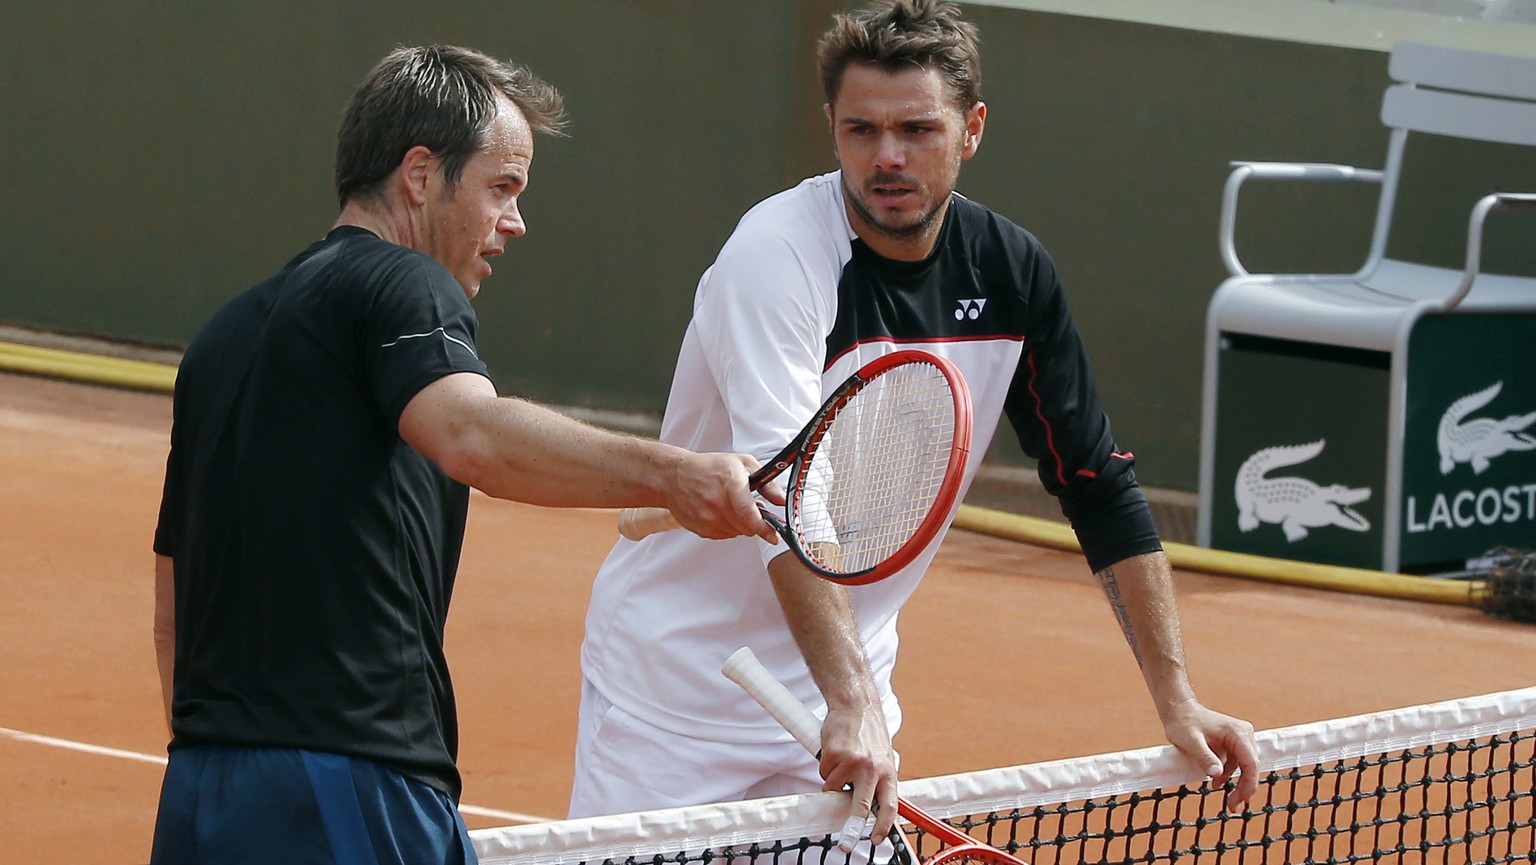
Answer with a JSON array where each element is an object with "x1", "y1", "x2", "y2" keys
[
  {"x1": 873, "y1": 131, "x2": 905, "y2": 171},
  {"x1": 498, "y1": 202, "x2": 526, "y2": 238}
]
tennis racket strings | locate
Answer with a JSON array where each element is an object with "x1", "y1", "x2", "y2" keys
[{"x1": 791, "y1": 360, "x2": 960, "y2": 576}]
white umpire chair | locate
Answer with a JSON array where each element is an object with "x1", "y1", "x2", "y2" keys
[{"x1": 1197, "y1": 41, "x2": 1536, "y2": 574}]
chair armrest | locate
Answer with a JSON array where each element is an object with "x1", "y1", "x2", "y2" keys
[
  {"x1": 1443, "y1": 192, "x2": 1536, "y2": 311},
  {"x1": 1219, "y1": 161, "x2": 1386, "y2": 277}
]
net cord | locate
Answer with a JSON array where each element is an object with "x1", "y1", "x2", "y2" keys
[{"x1": 471, "y1": 685, "x2": 1536, "y2": 865}]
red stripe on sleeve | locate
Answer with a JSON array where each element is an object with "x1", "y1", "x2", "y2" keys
[{"x1": 1023, "y1": 345, "x2": 1068, "y2": 487}]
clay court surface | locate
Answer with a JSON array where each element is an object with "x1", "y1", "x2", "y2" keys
[{"x1": 3, "y1": 371, "x2": 1535, "y2": 863}]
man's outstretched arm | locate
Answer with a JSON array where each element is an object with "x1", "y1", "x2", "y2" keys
[{"x1": 1096, "y1": 550, "x2": 1259, "y2": 812}]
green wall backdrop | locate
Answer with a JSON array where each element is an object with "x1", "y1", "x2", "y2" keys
[{"x1": 3, "y1": 1, "x2": 1532, "y2": 491}]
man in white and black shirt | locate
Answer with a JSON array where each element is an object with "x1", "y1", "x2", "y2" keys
[{"x1": 569, "y1": 0, "x2": 1260, "y2": 845}]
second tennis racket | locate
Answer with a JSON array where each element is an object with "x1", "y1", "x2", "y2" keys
[{"x1": 618, "y1": 349, "x2": 971, "y2": 586}]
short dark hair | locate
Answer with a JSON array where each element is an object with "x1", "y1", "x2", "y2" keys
[
  {"x1": 817, "y1": 0, "x2": 981, "y2": 113},
  {"x1": 334, "y1": 44, "x2": 567, "y2": 207}
]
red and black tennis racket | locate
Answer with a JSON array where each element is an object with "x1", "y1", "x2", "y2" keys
[
  {"x1": 618, "y1": 349, "x2": 971, "y2": 586},
  {"x1": 722, "y1": 647, "x2": 1031, "y2": 865}
]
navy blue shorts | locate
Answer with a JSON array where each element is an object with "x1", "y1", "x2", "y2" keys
[{"x1": 149, "y1": 745, "x2": 477, "y2": 865}]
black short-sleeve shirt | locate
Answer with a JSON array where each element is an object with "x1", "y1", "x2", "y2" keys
[{"x1": 153, "y1": 225, "x2": 490, "y2": 800}]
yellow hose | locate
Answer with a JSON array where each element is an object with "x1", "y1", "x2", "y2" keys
[
  {"x1": 953, "y1": 506, "x2": 1478, "y2": 606},
  {"x1": 1, "y1": 339, "x2": 1479, "y2": 607},
  {"x1": 0, "y1": 341, "x2": 177, "y2": 393}
]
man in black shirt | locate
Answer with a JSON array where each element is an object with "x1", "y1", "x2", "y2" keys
[{"x1": 149, "y1": 45, "x2": 774, "y2": 865}]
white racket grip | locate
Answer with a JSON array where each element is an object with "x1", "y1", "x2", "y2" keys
[
  {"x1": 617, "y1": 507, "x2": 682, "y2": 540},
  {"x1": 721, "y1": 647, "x2": 822, "y2": 754},
  {"x1": 725, "y1": 648, "x2": 871, "y2": 854}
]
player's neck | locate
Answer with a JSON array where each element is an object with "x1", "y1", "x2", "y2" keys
[{"x1": 335, "y1": 195, "x2": 413, "y2": 249}]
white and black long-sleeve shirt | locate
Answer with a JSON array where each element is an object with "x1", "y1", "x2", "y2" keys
[{"x1": 580, "y1": 171, "x2": 1160, "y2": 743}]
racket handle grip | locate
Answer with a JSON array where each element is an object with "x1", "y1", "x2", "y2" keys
[
  {"x1": 617, "y1": 507, "x2": 682, "y2": 540},
  {"x1": 721, "y1": 647, "x2": 823, "y2": 754}
]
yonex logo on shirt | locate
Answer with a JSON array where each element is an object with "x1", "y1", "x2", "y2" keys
[{"x1": 955, "y1": 299, "x2": 987, "y2": 320}]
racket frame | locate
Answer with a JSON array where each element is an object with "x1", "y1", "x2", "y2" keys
[
  {"x1": 616, "y1": 349, "x2": 970, "y2": 585},
  {"x1": 768, "y1": 350, "x2": 969, "y2": 584}
]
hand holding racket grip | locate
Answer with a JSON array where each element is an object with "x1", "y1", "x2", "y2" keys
[
  {"x1": 724, "y1": 647, "x2": 870, "y2": 852},
  {"x1": 617, "y1": 507, "x2": 682, "y2": 540},
  {"x1": 724, "y1": 647, "x2": 1025, "y2": 865}
]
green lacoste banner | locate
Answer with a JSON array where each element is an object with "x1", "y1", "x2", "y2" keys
[
  {"x1": 1401, "y1": 313, "x2": 1536, "y2": 571},
  {"x1": 1209, "y1": 335, "x2": 1391, "y2": 570},
  {"x1": 1208, "y1": 317, "x2": 1536, "y2": 573}
]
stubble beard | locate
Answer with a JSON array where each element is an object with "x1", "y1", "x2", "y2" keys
[{"x1": 842, "y1": 176, "x2": 948, "y2": 249}]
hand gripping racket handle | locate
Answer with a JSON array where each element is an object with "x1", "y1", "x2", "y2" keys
[
  {"x1": 618, "y1": 503, "x2": 780, "y2": 541},
  {"x1": 723, "y1": 647, "x2": 868, "y2": 853},
  {"x1": 617, "y1": 506, "x2": 682, "y2": 540},
  {"x1": 723, "y1": 647, "x2": 1016, "y2": 862}
]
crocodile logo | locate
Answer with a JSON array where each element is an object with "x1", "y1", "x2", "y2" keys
[
  {"x1": 1437, "y1": 381, "x2": 1536, "y2": 475},
  {"x1": 1235, "y1": 440, "x2": 1371, "y2": 542}
]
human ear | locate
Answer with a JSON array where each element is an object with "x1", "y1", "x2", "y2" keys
[
  {"x1": 399, "y1": 146, "x2": 435, "y2": 205},
  {"x1": 961, "y1": 101, "x2": 986, "y2": 160}
]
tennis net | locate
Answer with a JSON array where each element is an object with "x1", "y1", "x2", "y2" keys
[{"x1": 472, "y1": 685, "x2": 1536, "y2": 865}]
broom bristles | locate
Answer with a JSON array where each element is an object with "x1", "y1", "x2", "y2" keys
[{"x1": 1472, "y1": 547, "x2": 1536, "y2": 623}]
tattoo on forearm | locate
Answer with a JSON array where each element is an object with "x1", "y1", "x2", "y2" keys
[{"x1": 1097, "y1": 566, "x2": 1143, "y2": 668}]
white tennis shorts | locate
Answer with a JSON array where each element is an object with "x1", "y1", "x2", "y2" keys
[{"x1": 567, "y1": 676, "x2": 828, "y2": 818}]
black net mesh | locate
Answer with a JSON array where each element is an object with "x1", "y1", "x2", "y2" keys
[{"x1": 474, "y1": 689, "x2": 1536, "y2": 865}]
